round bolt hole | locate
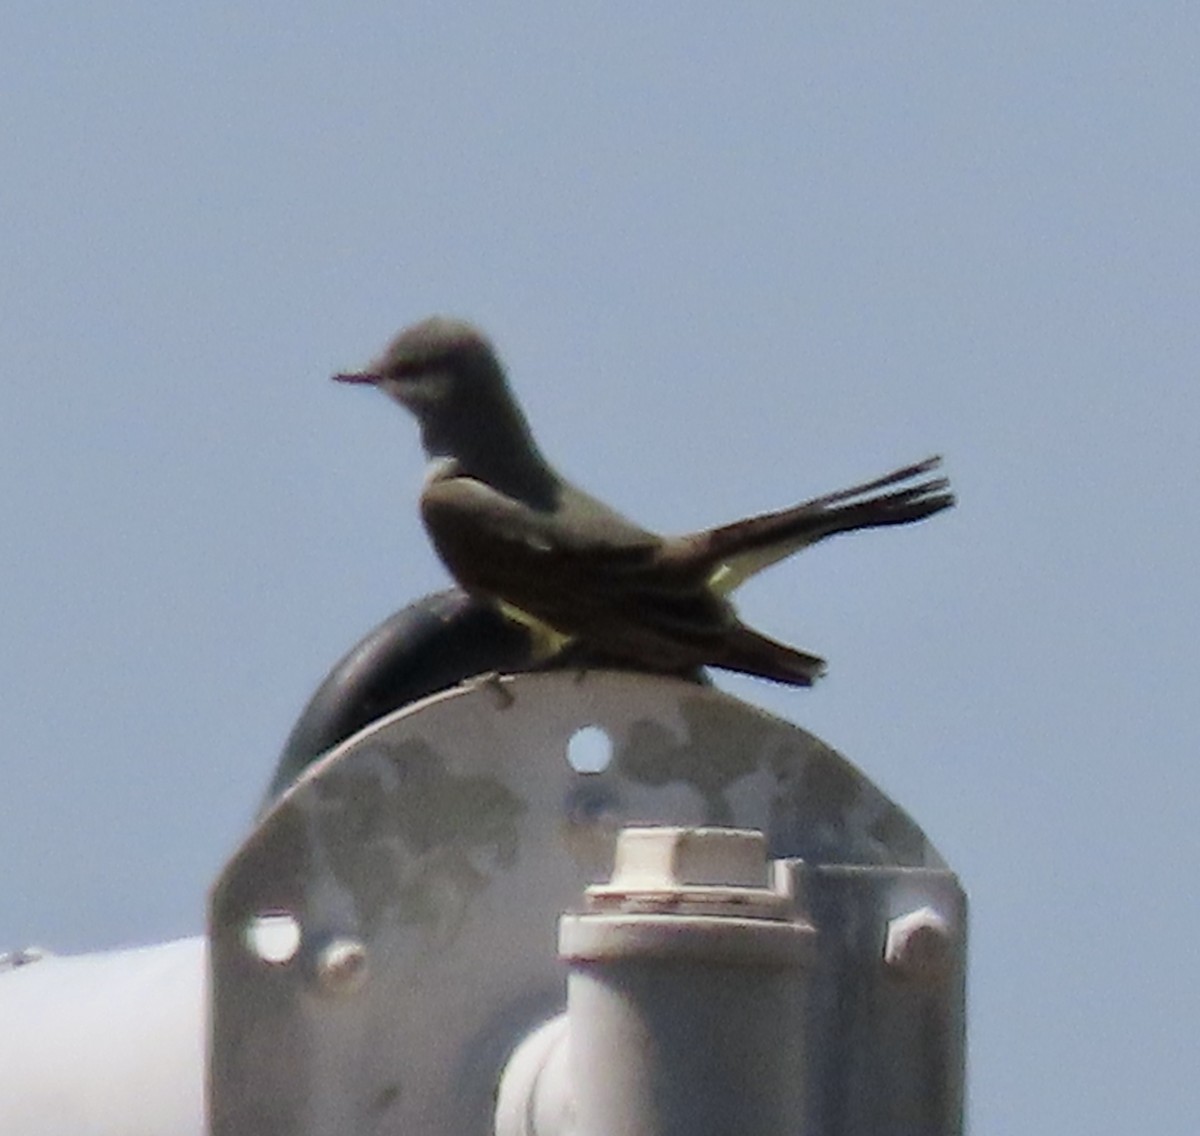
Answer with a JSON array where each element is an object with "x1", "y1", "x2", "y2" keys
[
  {"x1": 245, "y1": 911, "x2": 301, "y2": 964},
  {"x1": 567, "y1": 725, "x2": 612, "y2": 774}
]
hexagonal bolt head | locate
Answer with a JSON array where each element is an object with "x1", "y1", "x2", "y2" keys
[
  {"x1": 883, "y1": 905, "x2": 955, "y2": 982},
  {"x1": 313, "y1": 936, "x2": 369, "y2": 995}
]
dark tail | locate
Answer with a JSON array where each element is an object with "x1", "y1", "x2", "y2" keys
[
  {"x1": 696, "y1": 456, "x2": 953, "y2": 590},
  {"x1": 713, "y1": 623, "x2": 828, "y2": 687}
]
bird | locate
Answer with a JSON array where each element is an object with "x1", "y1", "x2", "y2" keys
[{"x1": 333, "y1": 317, "x2": 953, "y2": 688}]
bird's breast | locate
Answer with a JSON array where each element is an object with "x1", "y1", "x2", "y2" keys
[{"x1": 422, "y1": 456, "x2": 463, "y2": 486}]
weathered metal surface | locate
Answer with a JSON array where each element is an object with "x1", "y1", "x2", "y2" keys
[{"x1": 210, "y1": 670, "x2": 947, "y2": 1136}]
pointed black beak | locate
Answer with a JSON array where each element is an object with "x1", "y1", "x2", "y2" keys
[{"x1": 332, "y1": 370, "x2": 382, "y2": 385}]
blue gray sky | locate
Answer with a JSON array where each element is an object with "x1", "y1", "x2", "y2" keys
[{"x1": 2, "y1": 6, "x2": 1196, "y2": 1131}]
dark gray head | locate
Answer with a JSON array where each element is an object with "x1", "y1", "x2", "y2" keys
[
  {"x1": 335, "y1": 317, "x2": 499, "y2": 415},
  {"x1": 335, "y1": 317, "x2": 558, "y2": 504}
]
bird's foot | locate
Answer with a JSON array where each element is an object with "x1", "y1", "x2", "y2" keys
[{"x1": 467, "y1": 670, "x2": 515, "y2": 710}]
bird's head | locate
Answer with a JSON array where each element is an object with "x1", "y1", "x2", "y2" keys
[
  {"x1": 333, "y1": 317, "x2": 498, "y2": 420},
  {"x1": 334, "y1": 318, "x2": 554, "y2": 500}
]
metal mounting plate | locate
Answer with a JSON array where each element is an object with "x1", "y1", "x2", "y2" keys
[{"x1": 209, "y1": 670, "x2": 942, "y2": 1135}]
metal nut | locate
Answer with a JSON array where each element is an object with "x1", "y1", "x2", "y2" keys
[{"x1": 883, "y1": 905, "x2": 953, "y2": 981}]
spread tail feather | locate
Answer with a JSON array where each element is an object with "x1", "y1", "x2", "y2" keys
[{"x1": 699, "y1": 456, "x2": 954, "y2": 593}]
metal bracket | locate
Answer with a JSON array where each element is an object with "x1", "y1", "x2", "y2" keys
[{"x1": 209, "y1": 670, "x2": 946, "y2": 1135}]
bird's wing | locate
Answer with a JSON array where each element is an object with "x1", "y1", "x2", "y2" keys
[{"x1": 420, "y1": 476, "x2": 734, "y2": 650}]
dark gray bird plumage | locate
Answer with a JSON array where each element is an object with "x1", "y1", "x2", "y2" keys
[{"x1": 334, "y1": 317, "x2": 954, "y2": 687}]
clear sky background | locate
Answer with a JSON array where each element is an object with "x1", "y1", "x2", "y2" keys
[{"x1": 1, "y1": 6, "x2": 1196, "y2": 1132}]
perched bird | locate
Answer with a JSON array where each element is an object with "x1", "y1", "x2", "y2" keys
[{"x1": 334, "y1": 317, "x2": 953, "y2": 687}]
